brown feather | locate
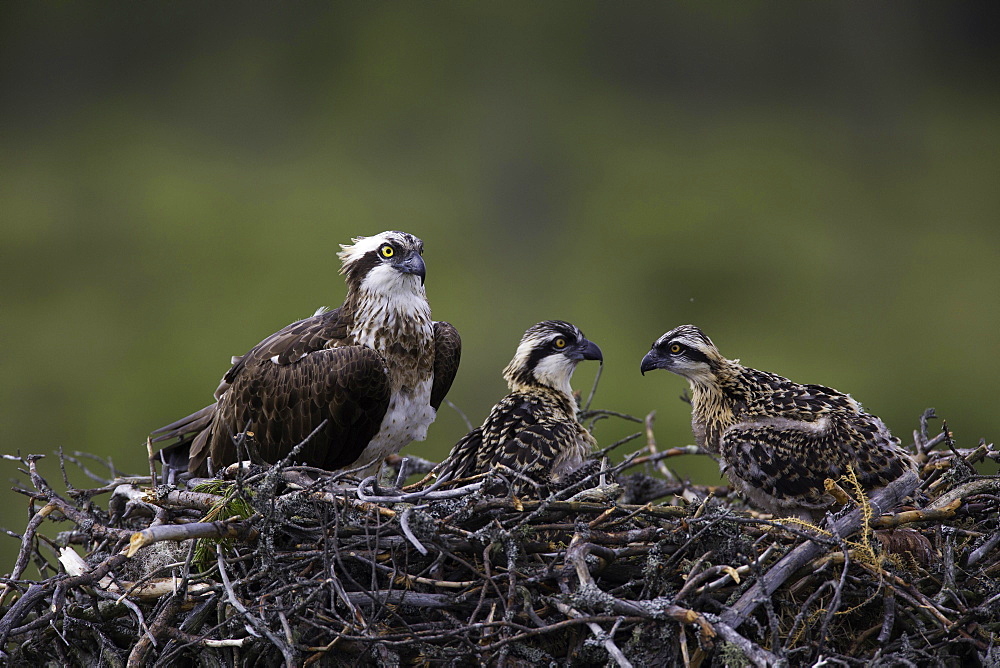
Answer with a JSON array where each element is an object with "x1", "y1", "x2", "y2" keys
[
  {"x1": 643, "y1": 325, "x2": 917, "y2": 519},
  {"x1": 430, "y1": 321, "x2": 461, "y2": 410},
  {"x1": 436, "y1": 321, "x2": 598, "y2": 496},
  {"x1": 150, "y1": 231, "x2": 460, "y2": 476},
  {"x1": 193, "y1": 345, "x2": 390, "y2": 473}
]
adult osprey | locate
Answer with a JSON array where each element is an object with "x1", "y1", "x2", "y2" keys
[
  {"x1": 641, "y1": 325, "x2": 916, "y2": 520},
  {"x1": 152, "y1": 231, "x2": 461, "y2": 477},
  {"x1": 435, "y1": 321, "x2": 602, "y2": 496}
]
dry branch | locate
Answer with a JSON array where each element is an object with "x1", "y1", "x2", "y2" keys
[{"x1": 1, "y1": 412, "x2": 997, "y2": 666}]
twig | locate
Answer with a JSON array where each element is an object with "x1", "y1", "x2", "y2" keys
[
  {"x1": 127, "y1": 520, "x2": 259, "y2": 557},
  {"x1": 126, "y1": 594, "x2": 180, "y2": 667},
  {"x1": 582, "y1": 360, "x2": 603, "y2": 412},
  {"x1": 720, "y1": 470, "x2": 920, "y2": 629},
  {"x1": 550, "y1": 599, "x2": 633, "y2": 668},
  {"x1": 356, "y1": 474, "x2": 484, "y2": 503},
  {"x1": 967, "y1": 532, "x2": 1000, "y2": 568},
  {"x1": 444, "y1": 398, "x2": 474, "y2": 432},
  {"x1": 398, "y1": 507, "x2": 429, "y2": 556},
  {"x1": 0, "y1": 502, "x2": 56, "y2": 607},
  {"x1": 927, "y1": 478, "x2": 1000, "y2": 510},
  {"x1": 216, "y1": 546, "x2": 296, "y2": 667}
]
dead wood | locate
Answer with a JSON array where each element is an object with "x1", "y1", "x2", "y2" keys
[{"x1": 1, "y1": 409, "x2": 997, "y2": 666}]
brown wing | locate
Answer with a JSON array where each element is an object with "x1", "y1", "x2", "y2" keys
[
  {"x1": 192, "y1": 345, "x2": 390, "y2": 474},
  {"x1": 436, "y1": 393, "x2": 534, "y2": 482},
  {"x1": 496, "y1": 420, "x2": 578, "y2": 474},
  {"x1": 430, "y1": 321, "x2": 461, "y2": 410},
  {"x1": 720, "y1": 414, "x2": 914, "y2": 510},
  {"x1": 434, "y1": 427, "x2": 484, "y2": 481},
  {"x1": 152, "y1": 307, "x2": 355, "y2": 473},
  {"x1": 441, "y1": 394, "x2": 557, "y2": 490},
  {"x1": 150, "y1": 404, "x2": 216, "y2": 472},
  {"x1": 436, "y1": 392, "x2": 592, "y2": 495},
  {"x1": 221, "y1": 308, "x2": 350, "y2": 387}
]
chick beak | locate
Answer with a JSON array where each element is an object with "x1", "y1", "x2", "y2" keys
[{"x1": 640, "y1": 349, "x2": 662, "y2": 375}]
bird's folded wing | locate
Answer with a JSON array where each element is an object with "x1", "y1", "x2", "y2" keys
[
  {"x1": 493, "y1": 422, "x2": 578, "y2": 483},
  {"x1": 150, "y1": 403, "x2": 216, "y2": 442},
  {"x1": 195, "y1": 345, "x2": 391, "y2": 473},
  {"x1": 430, "y1": 321, "x2": 462, "y2": 410},
  {"x1": 720, "y1": 421, "x2": 841, "y2": 508},
  {"x1": 435, "y1": 427, "x2": 484, "y2": 481},
  {"x1": 222, "y1": 308, "x2": 349, "y2": 384}
]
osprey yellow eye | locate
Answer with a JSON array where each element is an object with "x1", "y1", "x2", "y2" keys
[
  {"x1": 554, "y1": 338, "x2": 567, "y2": 349},
  {"x1": 669, "y1": 343, "x2": 682, "y2": 354},
  {"x1": 380, "y1": 245, "x2": 394, "y2": 258}
]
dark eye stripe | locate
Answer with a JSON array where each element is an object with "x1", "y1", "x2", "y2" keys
[
  {"x1": 684, "y1": 347, "x2": 711, "y2": 364},
  {"x1": 661, "y1": 340, "x2": 710, "y2": 365}
]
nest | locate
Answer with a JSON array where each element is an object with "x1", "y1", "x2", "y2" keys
[{"x1": 1, "y1": 409, "x2": 998, "y2": 667}]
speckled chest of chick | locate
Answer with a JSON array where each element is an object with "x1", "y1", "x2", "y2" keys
[{"x1": 641, "y1": 325, "x2": 916, "y2": 520}]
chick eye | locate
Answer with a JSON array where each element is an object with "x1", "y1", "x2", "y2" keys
[
  {"x1": 380, "y1": 244, "x2": 395, "y2": 258},
  {"x1": 553, "y1": 338, "x2": 567, "y2": 349},
  {"x1": 669, "y1": 343, "x2": 683, "y2": 354}
]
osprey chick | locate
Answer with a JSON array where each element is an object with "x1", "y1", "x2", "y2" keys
[
  {"x1": 436, "y1": 320, "x2": 602, "y2": 496},
  {"x1": 152, "y1": 231, "x2": 461, "y2": 476},
  {"x1": 641, "y1": 325, "x2": 916, "y2": 519}
]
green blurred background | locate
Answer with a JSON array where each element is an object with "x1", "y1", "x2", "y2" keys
[{"x1": 2, "y1": 3, "x2": 998, "y2": 569}]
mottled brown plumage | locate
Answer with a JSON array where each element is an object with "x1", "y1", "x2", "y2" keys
[
  {"x1": 641, "y1": 325, "x2": 916, "y2": 519},
  {"x1": 151, "y1": 231, "x2": 461, "y2": 476},
  {"x1": 435, "y1": 321, "x2": 602, "y2": 496}
]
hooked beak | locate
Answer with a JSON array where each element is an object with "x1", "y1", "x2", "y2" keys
[
  {"x1": 397, "y1": 251, "x2": 426, "y2": 284},
  {"x1": 567, "y1": 338, "x2": 603, "y2": 362},
  {"x1": 640, "y1": 349, "x2": 663, "y2": 375}
]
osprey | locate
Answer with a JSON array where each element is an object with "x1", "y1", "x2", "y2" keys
[
  {"x1": 641, "y1": 325, "x2": 917, "y2": 520},
  {"x1": 152, "y1": 231, "x2": 461, "y2": 476},
  {"x1": 435, "y1": 320, "x2": 602, "y2": 496}
]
